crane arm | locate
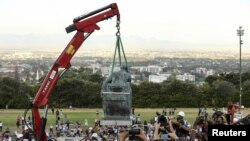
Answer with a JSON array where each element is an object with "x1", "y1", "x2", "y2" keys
[{"x1": 30, "y1": 3, "x2": 120, "y2": 141}]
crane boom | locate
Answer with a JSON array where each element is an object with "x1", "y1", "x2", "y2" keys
[{"x1": 29, "y1": 3, "x2": 120, "y2": 141}]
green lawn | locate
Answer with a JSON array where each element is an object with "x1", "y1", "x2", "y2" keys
[{"x1": 1, "y1": 108, "x2": 249, "y2": 137}]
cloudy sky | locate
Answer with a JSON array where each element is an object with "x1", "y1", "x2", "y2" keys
[{"x1": 0, "y1": 0, "x2": 249, "y2": 52}]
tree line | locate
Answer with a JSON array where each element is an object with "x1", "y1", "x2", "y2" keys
[{"x1": 0, "y1": 68, "x2": 250, "y2": 109}]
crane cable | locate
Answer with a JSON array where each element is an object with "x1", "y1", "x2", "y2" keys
[{"x1": 111, "y1": 17, "x2": 128, "y2": 74}]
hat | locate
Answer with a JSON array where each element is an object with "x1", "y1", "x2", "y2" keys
[
  {"x1": 91, "y1": 133, "x2": 98, "y2": 138},
  {"x1": 24, "y1": 126, "x2": 29, "y2": 130},
  {"x1": 177, "y1": 111, "x2": 185, "y2": 117}
]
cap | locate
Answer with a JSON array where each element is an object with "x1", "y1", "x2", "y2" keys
[
  {"x1": 91, "y1": 133, "x2": 98, "y2": 138},
  {"x1": 177, "y1": 111, "x2": 185, "y2": 117},
  {"x1": 24, "y1": 126, "x2": 29, "y2": 130}
]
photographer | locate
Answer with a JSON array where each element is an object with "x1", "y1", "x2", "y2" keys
[
  {"x1": 172, "y1": 111, "x2": 190, "y2": 141},
  {"x1": 154, "y1": 116, "x2": 178, "y2": 141}
]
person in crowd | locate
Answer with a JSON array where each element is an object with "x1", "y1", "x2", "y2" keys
[
  {"x1": 227, "y1": 101, "x2": 240, "y2": 124},
  {"x1": 84, "y1": 118, "x2": 88, "y2": 127},
  {"x1": 172, "y1": 111, "x2": 190, "y2": 141},
  {"x1": 144, "y1": 120, "x2": 149, "y2": 134},
  {"x1": 1, "y1": 131, "x2": 12, "y2": 141},
  {"x1": 154, "y1": 116, "x2": 179, "y2": 141},
  {"x1": 50, "y1": 124, "x2": 54, "y2": 134},
  {"x1": 21, "y1": 116, "x2": 25, "y2": 129},
  {"x1": 0, "y1": 121, "x2": 2, "y2": 132},
  {"x1": 16, "y1": 115, "x2": 21, "y2": 129},
  {"x1": 56, "y1": 109, "x2": 60, "y2": 119},
  {"x1": 51, "y1": 107, "x2": 55, "y2": 115},
  {"x1": 217, "y1": 116, "x2": 228, "y2": 125},
  {"x1": 22, "y1": 126, "x2": 32, "y2": 141}
]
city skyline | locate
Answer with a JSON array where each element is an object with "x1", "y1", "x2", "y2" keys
[{"x1": 0, "y1": 0, "x2": 249, "y2": 53}]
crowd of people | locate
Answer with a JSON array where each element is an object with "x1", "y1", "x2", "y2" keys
[
  {"x1": 0, "y1": 103, "x2": 249, "y2": 141},
  {"x1": 78, "y1": 105, "x2": 248, "y2": 141},
  {"x1": 67, "y1": 109, "x2": 198, "y2": 141},
  {"x1": 45, "y1": 108, "x2": 210, "y2": 141}
]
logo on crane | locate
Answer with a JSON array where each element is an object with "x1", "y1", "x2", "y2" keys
[{"x1": 66, "y1": 45, "x2": 75, "y2": 55}]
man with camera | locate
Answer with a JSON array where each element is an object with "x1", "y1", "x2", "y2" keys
[
  {"x1": 172, "y1": 111, "x2": 190, "y2": 141},
  {"x1": 154, "y1": 114, "x2": 179, "y2": 141}
]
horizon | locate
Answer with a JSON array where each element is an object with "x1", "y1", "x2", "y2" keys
[{"x1": 1, "y1": 48, "x2": 250, "y2": 60}]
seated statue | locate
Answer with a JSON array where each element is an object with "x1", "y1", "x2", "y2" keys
[
  {"x1": 102, "y1": 65, "x2": 131, "y2": 92},
  {"x1": 101, "y1": 65, "x2": 132, "y2": 120}
]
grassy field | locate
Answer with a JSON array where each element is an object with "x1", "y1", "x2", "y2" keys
[{"x1": 1, "y1": 108, "x2": 250, "y2": 136}]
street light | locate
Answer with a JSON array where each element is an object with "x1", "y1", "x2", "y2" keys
[{"x1": 237, "y1": 26, "x2": 244, "y2": 107}]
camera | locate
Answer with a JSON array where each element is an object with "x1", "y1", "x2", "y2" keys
[
  {"x1": 129, "y1": 128, "x2": 140, "y2": 135},
  {"x1": 108, "y1": 128, "x2": 115, "y2": 135},
  {"x1": 128, "y1": 128, "x2": 141, "y2": 141},
  {"x1": 157, "y1": 115, "x2": 168, "y2": 127}
]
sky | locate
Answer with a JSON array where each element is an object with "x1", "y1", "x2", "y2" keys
[{"x1": 0, "y1": 0, "x2": 249, "y2": 53}]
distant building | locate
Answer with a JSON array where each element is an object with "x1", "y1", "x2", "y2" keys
[
  {"x1": 101, "y1": 67, "x2": 110, "y2": 77},
  {"x1": 173, "y1": 69, "x2": 181, "y2": 74},
  {"x1": 86, "y1": 63, "x2": 101, "y2": 74},
  {"x1": 196, "y1": 67, "x2": 207, "y2": 75},
  {"x1": 158, "y1": 72, "x2": 171, "y2": 77},
  {"x1": 196, "y1": 67, "x2": 215, "y2": 77},
  {"x1": 101, "y1": 66, "x2": 120, "y2": 77},
  {"x1": 206, "y1": 69, "x2": 215, "y2": 77},
  {"x1": 147, "y1": 65, "x2": 163, "y2": 74},
  {"x1": 149, "y1": 74, "x2": 169, "y2": 83},
  {"x1": 130, "y1": 66, "x2": 148, "y2": 72},
  {"x1": 177, "y1": 64, "x2": 183, "y2": 68},
  {"x1": 35, "y1": 70, "x2": 40, "y2": 83},
  {"x1": 130, "y1": 65, "x2": 163, "y2": 74},
  {"x1": 131, "y1": 74, "x2": 141, "y2": 84},
  {"x1": 15, "y1": 65, "x2": 20, "y2": 80},
  {"x1": 176, "y1": 73, "x2": 195, "y2": 82},
  {"x1": 0, "y1": 66, "x2": 16, "y2": 73},
  {"x1": 0, "y1": 65, "x2": 24, "y2": 79}
]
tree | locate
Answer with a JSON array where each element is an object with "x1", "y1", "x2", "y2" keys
[
  {"x1": 197, "y1": 83, "x2": 213, "y2": 107},
  {"x1": 205, "y1": 75, "x2": 219, "y2": 86},
  {"x1": 223, "y1": 72, "x2": 239, "y2": 85},
  {"x1": 242, "y1": 80, "x2": 250, "y2": 107},
  {"x1": 0, "y1": 77, "x2": 30, "y2": 108},
  {"x1": 211, "y1": 80, "x2": 237, "y2": 107}
]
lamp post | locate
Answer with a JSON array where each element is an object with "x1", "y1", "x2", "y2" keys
[{"x1": 237, "y1": 26, "x2": 244, "y2": 107}]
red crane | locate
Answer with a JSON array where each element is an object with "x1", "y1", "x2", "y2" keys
[{"x1": 26, "y1": 3, "x2": 120, "y2": 141}]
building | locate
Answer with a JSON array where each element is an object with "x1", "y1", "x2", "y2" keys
[
  {"x1": 86, "y1": 63, "x2": 101, "y2": 74},
  {"x1": 196, "y1": 67, "x2": 207, "y2": 75},
  {"x1": 101, "y1": 66, "x2": 121, "y2": 77},
  {"x1": 131, "y1": 74, "x2": 141, "y2": 84},
  {"x1": 147, "y1": 65, "x2": 163, "y2": 74},
  {"x1": 130, "y1": 65, "x2": 163, "y2": 74},
  {"x1": 149, "y1": 74, "x2": 169, "y2": 83},
  {"x1": 206, "y1": 69, "x2": 215, "y2": 77},
  {"x1": 176, "y1": 73, "x2": 195, "y2": 82},
  {"x1": 130, "y1": 66, "x2": 148, "y2": 72}
]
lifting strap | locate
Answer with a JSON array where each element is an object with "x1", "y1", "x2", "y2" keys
[{"x1": 111, "y1": 19, "x2": 128, "y2": 74}]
